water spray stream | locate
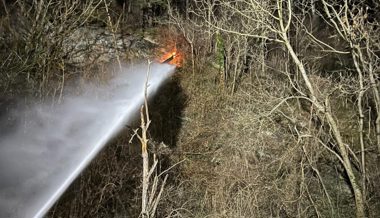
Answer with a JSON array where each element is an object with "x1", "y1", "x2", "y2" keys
[{"x1": 0, "y1": 62, "x2": 175, "y2": 218}]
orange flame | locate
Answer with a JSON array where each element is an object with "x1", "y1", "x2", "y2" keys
[{"x1": 159, "y1": 47, "x2": 183, "y2": 67}]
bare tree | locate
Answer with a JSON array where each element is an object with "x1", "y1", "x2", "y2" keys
[
  {"x1": 172, "y1": 0, "x2": 380, "y2": 217},
  {"x1": 132, "y1": 61, "x2": 168, "y2": 218}
]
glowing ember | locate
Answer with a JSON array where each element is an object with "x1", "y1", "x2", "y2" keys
[
  {"x1": 159, "y1": 47, "x2": 183, "y2": 67},
  {"x1": 162, "y1": 52, "x2": 176, "y2": 64}
]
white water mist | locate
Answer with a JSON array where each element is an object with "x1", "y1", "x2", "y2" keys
[{"x1": 0, "y1": 62, "x2": 175, "y2": 218}]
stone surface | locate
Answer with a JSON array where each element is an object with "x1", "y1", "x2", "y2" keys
[{"x1": 63, "y1": 26, "x2": 157, "y2": 66}]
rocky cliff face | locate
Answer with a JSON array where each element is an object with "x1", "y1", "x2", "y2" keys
[{"x1": 63, "y1": 26, "x2": 157, "y2": 67}]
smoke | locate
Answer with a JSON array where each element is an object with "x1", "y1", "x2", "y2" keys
[{"x1": 0, "y1": 62, "x2": 175, "y2": 218}]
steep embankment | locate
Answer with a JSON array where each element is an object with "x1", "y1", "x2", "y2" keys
[{"x1": 160, "y1": 62, "x2": 380, "y2": 217}]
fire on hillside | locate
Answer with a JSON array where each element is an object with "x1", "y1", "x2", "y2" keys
[{"x1": 159, "y1": 46, "x2": 183, "y2": 67}]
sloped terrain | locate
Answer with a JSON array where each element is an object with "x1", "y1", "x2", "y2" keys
[{"x1": 1, "y1": 1, "x2": 380, "y2": 217}]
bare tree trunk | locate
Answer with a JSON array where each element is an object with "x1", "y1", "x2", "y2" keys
[
  {"x1": 189, "y1": 42, "x2": 195, "y2": 77},
  {"x1": 352, "y1": 49, "x2": 366, "y2": 202},
  {"x1": 283, "y1": 33, "x2": 365, "y2": 218},
  {"x1": 140, "y1": 62, "x2": 151, "y2": 217},
  {"x1": 1, "y1": 0, "x2": 8, "y2": 15},
  {"x1": 277, "y1": 2, "x2": 364, "y2": 212},
  {"x1": 311, "y1": 0, "x2": 315, "y2": 14},
  {"x1": 128, "y1": 0, "x2": 131, "y2": 13},
  {"x1": 141, "y1": 142, "x2": 149, "y2": 217},
  {"x1": 356, "y1": 42, "x2": 380, "y2": 156},
  {"x1": 365, "y1": 50, "x2": 380, "y2": 155}
]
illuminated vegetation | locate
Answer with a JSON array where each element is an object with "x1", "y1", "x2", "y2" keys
[{"x1": 1, "y1": 0, "x2": 380, "y2": 217}]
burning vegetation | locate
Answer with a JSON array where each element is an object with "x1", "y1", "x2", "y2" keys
[
  {"x1": 158, "y1": 44, "x2": 184, "y2": 67},
  {"x1": 1, "y1": 0, "x2": 380, "y2": 218}
]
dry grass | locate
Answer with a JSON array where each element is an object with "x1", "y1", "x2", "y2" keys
[
  {"x1": 158, "y1": 53, "x2": 380, "y2": 217},
  {"x1": 44, "y1": 48, "x2": 375, "y2": 217}
]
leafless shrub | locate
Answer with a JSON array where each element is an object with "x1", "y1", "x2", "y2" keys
[
  {"x1": 167, "y1": 0, "x2": 380, "y2": 217},
  {"x1": 0, "y1": 0, "x2": 108, "y2": 99}
]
